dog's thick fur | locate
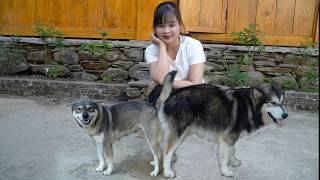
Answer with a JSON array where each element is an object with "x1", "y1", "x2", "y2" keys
[
  {"x1": 156, "y1": 71, "x2": 288, "y2": 178},
  {"x1": 72, "y1": 100, "x2": 162, "y2": 176}
]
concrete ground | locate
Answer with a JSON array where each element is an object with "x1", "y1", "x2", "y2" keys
[{"x1": 0, "y1": 96, "x2": 318, "y2": 180}]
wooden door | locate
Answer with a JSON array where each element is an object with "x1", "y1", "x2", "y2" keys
[{"x1": 179, "y1": 0, "x2": 227, "y2": 33}]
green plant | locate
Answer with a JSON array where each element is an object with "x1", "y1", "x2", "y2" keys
[
  {"x1": 296, "y1": 37, "x2": 318, "y2": 58},
  {"x1": 281, "y1": 80, "x2": 298, "y2": 91},
  {"x1": 80, "y1": 29, "x2": 112, "y2": 59},
  {"x1": 34, "y1": 21, "x2": 64, "y2": 64},
  {"x1": 80, "y1": 29, "x2": 112, "y2": 81},
  {"x1": 47, "y1": 65, "x2": 65, "y2": 78},
  {"x1": 51, "y1": 31, "x2": 65, "y2": 49},
  {"x1": 300, "y1": 63, "x2": 318, "y2": 92},
  {"x1": 292, "y1": 39, "x2": 319, "y2": 92},
  {"x1": 222, "y1": 57, "x2": 251, "y2": 87},
  {"x1": 52, "y1": 31, "x2": 65, "y2": 62},
  {"x1": 10, "y1": 35, "x2": 21, "y2": 48},
  {"x1": 0, "y1": 38, "x2": 23, "y2": 75},
  {"x1": 222, "y1": 23, "x2": 268, "y2": 88},
  {"x1": 262, "y1": 76, "x2": 273, "y2": 83},
  {"x1": 101, "y1": 74, "x2": 113, "y2": 82},
  {"x1": 231, "y1": 23, "x2": 266, "y2": 65}
]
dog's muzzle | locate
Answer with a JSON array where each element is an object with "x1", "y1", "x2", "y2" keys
[
  {"x1": 268, "y1": 111, "x2": 288, "y2": 127},
  {"x1": 82, "y1": 113, "x2": 91, "y2": 124}
]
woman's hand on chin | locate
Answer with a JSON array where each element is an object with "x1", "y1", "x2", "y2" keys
[{"x1": 151, "y1": 33, "x2": 165, "y2": 48}]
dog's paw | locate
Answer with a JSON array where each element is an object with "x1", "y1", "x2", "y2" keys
[
  {"x1": 102, "y1": 168, "x2": 113, "y2": 176},
  {"x1": 229, "y1": 158, "x2": 241, "y2": 167},
  {"x1": 163, "y1": 169, "x2": 176, "y2": 178},
  {"x1": 95, "y1": 164, "x2": 105, "y2": 172},
  {"x1": 172, "y1": 153, "x2": 177, "y2": 163},
  {"x1": 150, "y1": 161, "x2": 155, "y2": 166},
  {"x1": 150, "y1": 169, "x2": 159, "y2": 176},
  {"x1": 221, "y1": 168, "x2": 234, "y2": 177}
]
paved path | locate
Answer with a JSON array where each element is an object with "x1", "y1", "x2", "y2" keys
[{"x1": 0, "y1": 97, "x2": 318, "y2": 180}]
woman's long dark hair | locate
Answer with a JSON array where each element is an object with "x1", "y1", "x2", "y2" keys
[{"x1": 153, "y1": 2, "x2": 185, "y2": 33}]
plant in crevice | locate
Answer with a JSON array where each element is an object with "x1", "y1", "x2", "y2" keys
[
  {"x1": 0, "y1": 35, "x2": 23, "y2": 75},
  {"x1": 10, "y1": 35, "x2": 22, "y2": 48},
  {"x1": 222, "y1": 56, "x2": 251, "y2": 88},
  {"x1": 52, "y1": 30, "x2": 65, "y2": 62},
  {"x1": 231, "y1": 23, "x2": 266, "y2": 66},
  {"x1": 80, "y1": 29, "x2": 112, "y2": 80},
  {"x1": 101, "y1": 74, "x2": 113, "y2": 82},
  {"x1": 291, "y1": 39, "x2": 319, "y2": 92},
  {"x1": 47, "y1": 64, "x2": 65, "y2": 78},
  {"x1": 80, "y1": 29, "x2": 112, "y2": 60},
  {"x1": 34, "y1": 21, "x2": 65, "y2": 64}
]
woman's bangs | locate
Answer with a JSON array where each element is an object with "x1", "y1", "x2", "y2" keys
[{"x1": 161, "y1": 11, "x2": 177, "y2": 24}]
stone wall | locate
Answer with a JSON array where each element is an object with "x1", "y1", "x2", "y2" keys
[{"x1": 0, "y1": 37, "x2": 318, "y2": 110}]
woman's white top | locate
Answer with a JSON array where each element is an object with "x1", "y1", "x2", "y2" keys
[{"x1": 144, "y1": 35, "x2": 206, "y2": 81}]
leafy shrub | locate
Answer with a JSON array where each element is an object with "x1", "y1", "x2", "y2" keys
[
  {"x1": 101, "y1": 74, "x2": 113, "y2": 82},
  {"x1": 223, "y1": 62, "x2": 250, "y2": 87},
  {"x1": 80, "y1": 29, "x2": 112, "y2": 59},
  {"x1": 47, "y1": 65, "x2": 65, "y2": 78},
  {"x1": 34, "y1": 21, "x2": 65, "y2": 64}
]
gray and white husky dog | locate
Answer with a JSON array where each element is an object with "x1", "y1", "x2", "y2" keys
[
  {"x1": 71, "y1": 99, "x2": 162, "y2": 176},
  {"x1": 156, "y1": 71, "x2": 288, "y2": 178}
]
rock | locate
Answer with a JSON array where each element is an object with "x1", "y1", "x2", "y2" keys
[
  {"x1": 253, "y1": 60, "x2": 276, "y2": 67},
  {"x1": 128, "y1": 63, "x2": 150, "y2": 80},
  {"x1": 128, "y1": 80, "x2": 150, "y2": 88},
  {"x1": 124, "y1": 48, "x2": 143, "y2": 61},
  {"x1": 204, "y1": 74, "x2": 230, "y2": 85},
  {"x1": 205, "y1": 61, "x2": 225, "y2": 71},
  {"x1": 71, "y1": 71, "x2": 99, "y2": 81},
  {"x1": 0, "y1": 52, "x2": 29, "y2": 74},
  {"x1": 82, "y1": 62, "x2": 108, "y2": 70},
  {"x1": 248, "y1": 71, "x2": 264, "y2": 85},
  {"x1": 102, "y1": 68, "x2": 128, "y2": 82},
  {"x1": 126, "y1": 87, "x2": 141, "y2": 98},
  {"x1": 78, "y1": 50, "x2": 92, "y2": 60},
  {"x1": 271, "y1": 75, "x2": 296, "y2": 84},
  {"x1": 53, "y1": 49, "x2": 79, "y2": 65},
  {"x1": 112, "y1": 60, "x2": 135, "y2": 70},
  {"x1": 256, "y1": 67, "x2": 292, "y2": 74},
  {"x1": 29, "y1": 64, "x2": 70, "y2": 77},
  {"x1": 68, "y1": 65, "x2": 84, "y2": 72},
  {"x1": 27, "y1": 50, "x2": 52, "y2": 63},
  {"x1": 104, "y1": 51, "x2": 120, "y2": 62}
]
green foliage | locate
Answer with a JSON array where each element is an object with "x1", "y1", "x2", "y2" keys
[
  {"x1": 97, "y1": 29, "x2": 110, "y2": 41},
  {"x1": 221, "y1": 23, "x2": 267, "y2": 88},
  {"x1": 51, "y1": 31, "x2": 65, "y2": 49},
  {"x1": 292, "y1": 39, "x2": 319, "y2": 92},
  {"x1": 0, "y1": 37, "x2": 23, "y2": 75},
  {"x1": 47, "y1": 65, "x2": 65, "y2": 78},
  {"x1": 231, "y1": 24, "x2": 266, "y2": 56},
  {"x1": 231, "y1": 23, "x2": 266, "y2": 65},
  {"x1": 80, "y1": 29, "x2": 112, "y2": 59},
  {"x1": 0, "y1": 46, "x2": 22, "y2": 75},
  {"x1": 222, "y1": 58, "x2": 251, "y2": 88},
  {"x1": 10, "y1": 35, "x2": 21, "y2": 48},
  {"x1": 34, "y1": 21, "x2": 65, "y2": 64},
  {"x1": 296, "y1": 38, "x2": 318, "y2": 58},
  {"x1": 262, "y1": 76, "x2": 273, "y2": 83},
  {"x1": 101, "y1": 74, "x2": 113, "y2": 82},
  {"x1": 231, "y1": 23, "x2": 264, "y2": 48},
  {"x1": 281, "y1": 80, "x2": 298, "y2": 91},
  {"x1": 299, "y1": 64, "x2": 318, "y2": 92}
]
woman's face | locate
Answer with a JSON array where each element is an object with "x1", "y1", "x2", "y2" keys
[{"x1": 155, "y1": 16, "x2": 181, "y2": 45}]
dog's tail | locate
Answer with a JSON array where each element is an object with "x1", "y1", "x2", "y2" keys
[{"x1": 155, "y1": 70, "x2": 177, "y2": 109}]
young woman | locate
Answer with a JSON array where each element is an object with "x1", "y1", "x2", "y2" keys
[{"x1": 145, "y1": 1, "x2": 206, "y2": 104}]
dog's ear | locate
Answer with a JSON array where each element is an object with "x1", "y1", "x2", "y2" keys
[
  {"x1": 252, "y1": 87, "x2": 264, "y2": 103},
  {"x1": 71, "y1": 101, "x2": 79, "y2": 112}
]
